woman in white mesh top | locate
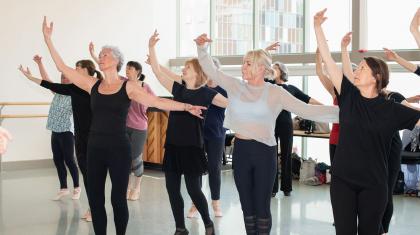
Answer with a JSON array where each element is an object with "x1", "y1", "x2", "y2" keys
[{"x1": 194, "y1": 34, "x2": 339, "y2": 235}]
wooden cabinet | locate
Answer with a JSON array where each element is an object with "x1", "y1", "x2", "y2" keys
[{"x1": 142, "y1": 110, "x2": 168, "y2": 164}]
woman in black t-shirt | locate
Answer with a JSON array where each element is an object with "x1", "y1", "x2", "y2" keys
[
  {"x1": 314, "y1": 9, "x2": 420, "y2": 235},
  {"x1": 41, "y1": 18, "x2": 206, "y2": 235},
  {"x1": 268, "y1": 62, "x2": 322, "y2": 197},
  {"x1": 148, "y1": 31, "x2": 228, "y2": 235}
]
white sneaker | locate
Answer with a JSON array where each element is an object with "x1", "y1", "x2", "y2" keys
[
  {"x1": 72, "y1": 187, "x2": 81, "y2": 200},
  {"x1": 52, "y1": 189, "x2": 70, "y2": 201}
]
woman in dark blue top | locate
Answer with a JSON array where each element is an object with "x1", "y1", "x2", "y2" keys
[{"x1": 41, "y1": 17, "x2": 206, "y2": 235}]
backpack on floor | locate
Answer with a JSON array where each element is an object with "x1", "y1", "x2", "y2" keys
[
  {"x1": 393, "y1": 170, "x2": 405, "y2": 195},
  {"x1": 291, "y1": 152, "x2": 302, "y2": 179}
]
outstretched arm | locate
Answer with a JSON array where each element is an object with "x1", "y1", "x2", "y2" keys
[
  {"x1": 211, "y1": 93, "x2": 228, "y2": 108},
  {"x1": 315, "y1": 48, "x2": 335, "y2": 98},
  {"x1": 264, "y1": 41, "x2": 280, "y2": 54},
  {"x1": 341, "y1": 32, "x2": 355, "y2": 83},
  {"x1": 383, "y1": 48, "x2": 418, "y2": 73},
  {"x1": 313, "y1": 9, "x2": 344, "y2": 94},
  {"x1": 148, "y1": 30, "x2": 175, "y2": 93},
  {"x1": 42, "y1": 17, "x2": 97, "y2": 93},
  {"x1": 33, "y1": 55, "x2": 52, "y2": 82},
  {"x1": 89, "y1": 42, "x2": 100, "y2": 65},
  {"x1": 410, "y1": 8, "x2": 420, "y2": 48},
  {"x1": 126, "y1": 81, "x2": 206, "y2": 119}
]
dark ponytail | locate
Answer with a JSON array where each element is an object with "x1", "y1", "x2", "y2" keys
[
  {"x1": 76, "y1": 60, "x2": 102, "y2": 80},
  {"x1": 127, "y1": 61, "x2": 145, "y2": 81}
]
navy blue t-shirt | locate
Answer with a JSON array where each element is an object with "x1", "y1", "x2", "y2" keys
[
  {"x1": 276, "y1": 83, "x2": 311, "y2": 123},
  {"x1": 204, "y1": 86, "x2": 227, "y2": 140}
]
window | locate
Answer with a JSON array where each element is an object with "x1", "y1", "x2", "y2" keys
[
  {"x1": 367, "y1": 0, "x2": 419, "y2": 50},
  {"x1": 255, "y1": 0, "x2": 304, "y2": 53},
  {"x1": 306, "y1": 0, "x2": 352, "y2": 52},
  {"x1": 212, "y1": 0, "x2": 254, "y2": 56},
  {"x1": 179, "y1": 0, "x2": 210, "y2": 56}
]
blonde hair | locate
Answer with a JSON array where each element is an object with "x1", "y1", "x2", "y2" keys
[
  {"x1": 185, "y1": 58, "x2": 208, "y2": 88},
  {"x1": 245, "y1": 49, "x2": 275, "y2": 79}
]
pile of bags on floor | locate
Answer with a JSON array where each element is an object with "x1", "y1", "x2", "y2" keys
[{"x1": 291, "y1": 153, "x2": 331, "y2": 186}]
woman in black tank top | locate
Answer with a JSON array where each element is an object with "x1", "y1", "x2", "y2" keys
[{"x1": 42, "y1": 17, "x2": 206, "y2": 235}]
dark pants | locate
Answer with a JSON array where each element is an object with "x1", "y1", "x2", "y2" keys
[
  {"x1": 330, "y1": 176, "x2": 387, "y2": 235},
  {"x1": 87, "y1": 139, "x2": 131, "y2": 235},
  {"x1": 165, "y1": 171, "x2": 212, "y2": 229},
  {"x1": 273, "y1": 121, "x2": 293, "y2": 194},
  {"x1": 51, "y1": 131, "x2": 79, "y2": 189},
  {"x1": 233, "y1": 139, "x2": 276, "y2": 235},
  {"x1": 380, "y1": 134, "x2": 402, "y2": 234},
  {"x1": 74, "y1": 132, "x2": 89, "y2": 194},
  {"x1": 329, "y1": 144, "x2": 337, "y2": 173},
  {"x1": 204, "y1": 137, "x2": 225, "y2": 200}
]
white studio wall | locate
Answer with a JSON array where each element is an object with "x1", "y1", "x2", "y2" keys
[{"x1": 0, "y1": 0, "x2": 177, "y2": 163}]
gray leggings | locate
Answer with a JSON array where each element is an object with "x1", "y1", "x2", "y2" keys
[{"x1": 127, "y1": 127, "x2": 147, "y2": 177}]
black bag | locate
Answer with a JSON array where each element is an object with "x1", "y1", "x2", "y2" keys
[
  {"x1": 299, "y1": 119, "x2": 315, "y2": 134},
  {"x1": 291, "y1": 152, "x2": 302, "y2": 179},
  {"x1": 393, "y1": 170, "x2": 405, "y2": 195}
]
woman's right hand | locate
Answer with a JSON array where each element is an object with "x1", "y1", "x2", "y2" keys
[
  {"x1": 33, "y1": 55, "x2": 42, "y2": 64},
  {"x1": 89, "y1": 42, "x2": 95, "y2": 55},
  {"x1": 313, "y1": 8, "x2": 328, "y2": 28},
  {"x1": 18, "y1": 65, "x2": 32, "y2": 79},
  {"x1": 42, "y1": 16, "x2": 53, "y2": 41},
  {"x1": 341, "y1": 32, "x2": 352, "y2": 49},
  {"x1": 383, "y1": 48, "x2": 399, "y2": 61},
  {"x1": 194, "y1": 34, "x2": 212, "y2": 46},
  {"x1": 149, "y1": 30, "x2": 160, "y2": 48}
]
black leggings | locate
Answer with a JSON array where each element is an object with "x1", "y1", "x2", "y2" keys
[
  {"x1": 380, "y1": 135, "x2": 402, "y2": 234},
  {"x1": 165, "y1": 171, "x2": 212, "y2": 229},
  {"x1": 330, "y1": 176, "x2": 387, "y2": 235},
  {"x1": 273, "y1": 121, "x2": 293, "y2": 194},
  {"x1": 204, "y1": 137, "x2": 225, "y2": 200},
  {"x1": 87, "y1": 141, "x2": 131, "y2": 235},
  {"x1": 329, "y1": 144, "x2": 337, "y2": 170},
  {"x1": 233, "y1": 139, "x2": 276, "y2": 235},
  {"x1": 51, "y1": 132, "x2": 79, "y2": 189},
  {"x1": 75, "y1": 133, "x2": 89, "y2": 194}
]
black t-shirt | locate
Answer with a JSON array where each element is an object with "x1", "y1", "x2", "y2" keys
[
  {"x1": 165, "y1": 82, "x2": 218, "y2": 147},
  {"x1": 333, "y1": 76, "x2": 420, "y2": 187},
  {"x1": 415, "y1": 66, "x2": 420, "y2": 77},
  {"x1": 276, "y1": 84, "x2": 311, "y2": 123},
  {"x1": 40, "y1": 80, "x2": 91, "y2": 137},
  {"x1": 386, "y1": 91, "x2": 406, "y2": 163}
]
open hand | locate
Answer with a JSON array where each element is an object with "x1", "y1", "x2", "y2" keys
[
  {"x1": 265, "y1": 41, "x2": 280, "y2": 51},
  {"x1": 42, "y1": 16, "x2": 54, "y2": 41},
  {"x1": 149, "y1": 30, "x2": 160, "y2": 48},
  {"x1": 18, "y1": 65, "x2": 33, "y2": 79},
  {"x1": 194, "y1": 34, "x2": 212, "y2": 46},
  {"x1": 186, "y1": 104, "x2": 207, "y2": 119},
  {"x1": 33, "y1": 55, "x2": 42, "y2": 64},
  {"x1": 383, "y1": 47, "x2": 398, "y2": 61},
  {"x1": 314, "y1": 8, "x2": 328, "y2": 27},
  {"x1": 341, "y1": 32, "x2": 352, "y2": 49}
]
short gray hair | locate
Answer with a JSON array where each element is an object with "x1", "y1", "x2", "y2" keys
[{"x1": 102, "y1": 45, "x2": 124, "y2": 72}]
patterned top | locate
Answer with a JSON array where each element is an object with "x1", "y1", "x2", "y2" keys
[{"x1": 46, "y1": 94, "x2": 74, "y2": 133}]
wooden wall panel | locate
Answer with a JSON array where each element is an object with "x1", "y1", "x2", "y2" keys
[{"x1": 143, "y1": 111, "x2": 168, "y2": 164}]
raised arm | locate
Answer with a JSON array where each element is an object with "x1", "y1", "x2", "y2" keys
[
  {"x1": 383, "y1": 48, "x2": 418, "y2": 73},
  {"x1": 126, "y1": 81, "x2": 206, "y2": 119},
  {"x1": 315, "y1": 48, "x2": 335, "y2": 98},
  {"x1": 276, "y1": 87, "x2": 339, "y2": 123},
  {"x1": 410, "y1": 8, "x2": 420, "y2": 48},
  {"x1": 341, "y1": 32, "x2": 355, "y2": 83},
  {"x1": 33, "y1": 55, "x2": 52, "y2": 82},
  {"x1": 406, "y1": 95, "x2": 420, "y2": 104},
  {"x1": 89, "y1": 42, "x2": 100, "y2": 65},
  {"x1": 42, "y1": 17, "x2": 97, "y2": 93},
  {"x1": 313, "y1": 9, "x2": 343, "y2": 94},
  {"x1": 195, "y1": 34, "x2": 238, "y2": 92},
  {"x1": 148, "y1": 30, "x2": 175, "y2": 93},
  {"x1": 264, "y1": 41, "x2": 280, "y2": 54}
]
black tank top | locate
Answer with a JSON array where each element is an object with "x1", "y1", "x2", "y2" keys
[{"x1": 89, "y1": 80, "x2": 130, "y2": 138}]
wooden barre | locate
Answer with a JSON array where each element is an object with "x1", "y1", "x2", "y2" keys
[
  {"x1": 0, "y1": 102, "x2": 50, "y2": 106},
  {"x1": 0, "y1": 114, "x2": 48, "y2": 119}
]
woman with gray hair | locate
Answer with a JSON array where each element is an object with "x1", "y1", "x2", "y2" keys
[
  {"x1": 195, "y1": 33, "x2": 339, "y2": 235},
  {"x1": 269, "y1": 61, "x2": 322, "y2": 197},
  {"x1": 41, "y1": 17, "x2": 206, "y2": 235}
]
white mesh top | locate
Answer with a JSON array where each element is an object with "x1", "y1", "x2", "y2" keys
[{"x1": 197, "y1": 44, "x2": 339, "y2": 146}]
